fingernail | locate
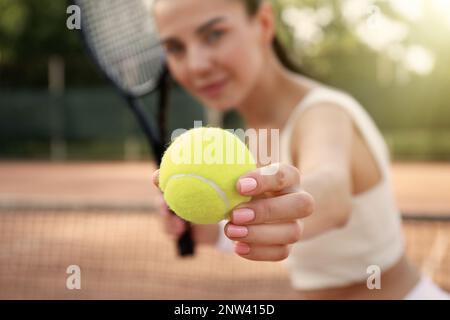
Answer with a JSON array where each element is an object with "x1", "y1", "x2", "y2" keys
[
  {"x1": 235, "y1": 242, "x2": 250, "y2": 255},
  {"x1": 238, "y1": 178, "x2": 257, "y2": 194},
  {"x1": 232, "y1": 208, "x2": 255, "y2": 224},
  {"x1": 227, "y1": 225, "x2": 248, "y2": 238}
]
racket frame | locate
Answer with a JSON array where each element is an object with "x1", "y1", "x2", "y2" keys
[{"x1": 71, "y1": 0, "x2": 195, "y2": 256}]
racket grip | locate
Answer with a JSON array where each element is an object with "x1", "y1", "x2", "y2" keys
[{"x1": 177, "y1": 222, "x2": 195, "y2": 256}]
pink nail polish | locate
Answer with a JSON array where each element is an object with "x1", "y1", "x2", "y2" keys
[
  {"x1": 232, "y1": 208, "x2": 255, "y2": 224},
  {"x1": 238, "y1": 178, "x2": 257, "y2": 193},
  {"x1": 235, "y1": 242, "x2": 250, "y2": 255},
  {"x1": 227, "y1": 225, "x2": 248, "y2": 238}
]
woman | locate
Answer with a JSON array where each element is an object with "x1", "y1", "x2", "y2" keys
[{"x1": 151, "y1": 0, "x2": 449, "y2": 299}]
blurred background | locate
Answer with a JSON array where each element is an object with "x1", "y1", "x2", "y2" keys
[
  {"x1": 0, "y1": 0, "x2": 449, "y2": 299},
  {"x1": 1, "y1": 0, "x2": 450, "y2": 160}
]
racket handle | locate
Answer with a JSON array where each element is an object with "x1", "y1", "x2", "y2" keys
[{"x1": 177, "y1": 222, "x2": 195, "y2": 256}]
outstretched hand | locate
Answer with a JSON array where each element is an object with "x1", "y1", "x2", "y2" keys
[{"x1": 225, "y1": 163, "x2": 314, "y2": 261}]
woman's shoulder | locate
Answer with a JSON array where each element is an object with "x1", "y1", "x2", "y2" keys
[
  {"x1": 287, "y1": 75, "x2": 375, "y2": 136},
  {"x1": 305, "y1": 86, "x2": 360, "y2": 110},
  {"x1": 290, "y1": 74, "x2": 355, "y2": 108},
  {"x1": 286, "y1": 77, "x2": 390, "y2": 181}
]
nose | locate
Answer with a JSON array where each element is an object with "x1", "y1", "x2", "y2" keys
[{"x1": 186, "y1": 45, "x2": 213, "y2": 76}]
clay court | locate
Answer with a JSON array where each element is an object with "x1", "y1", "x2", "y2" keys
[{"x1": 0, "y1": 161, "x2": 449, "y2": 299}]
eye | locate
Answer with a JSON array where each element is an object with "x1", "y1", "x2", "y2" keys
[
  {"x1": 164, "y1": 42, "x2": 185, "y2": 57},
  {"x1": 205, "y1": 29, "x2": 225, "y2": 44}
]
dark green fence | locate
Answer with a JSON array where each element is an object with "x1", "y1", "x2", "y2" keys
[
  {"x1": 0, "y1": 86, "x2": 206, "y2": 160},
  {"x1": 1, "y1": 86, "x2": 450, "y2": 161}
]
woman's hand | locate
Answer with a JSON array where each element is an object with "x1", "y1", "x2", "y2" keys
[{"x1": 225, "y1": 163, "x2": 314, "y2": 261}]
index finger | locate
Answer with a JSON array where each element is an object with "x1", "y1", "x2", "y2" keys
[
  {"x1": 232, "y1": 191, "x2": 314, "y2": 225},
  {"x1": 236, "y1": 163, "x2": 300, "y2": 197}
]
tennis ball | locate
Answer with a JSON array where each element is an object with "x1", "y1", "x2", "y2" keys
[{"x1": 159, "y1": 127, "x2": 256, "y2": 224}]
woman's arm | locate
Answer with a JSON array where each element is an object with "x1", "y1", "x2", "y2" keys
[{"x1": 292, "y1": 103, "x2": 353, "y2": 240}]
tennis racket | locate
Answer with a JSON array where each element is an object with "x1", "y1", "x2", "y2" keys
[{"x1": 72, "y1": 0, "x2": 195, "y2": 256}]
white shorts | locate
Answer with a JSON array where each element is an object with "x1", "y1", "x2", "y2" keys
[{"x1": 404, "y1": 275, "x2": 450, "y2": 300}]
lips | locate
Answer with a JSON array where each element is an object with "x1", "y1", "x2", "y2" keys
[{"x1": 198, "y1": 79, "x2": 228, "y2": 98}]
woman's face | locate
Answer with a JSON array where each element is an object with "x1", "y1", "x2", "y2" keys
[{"x1": 154, "y1": 0, "x2": 270, "y2": 111}]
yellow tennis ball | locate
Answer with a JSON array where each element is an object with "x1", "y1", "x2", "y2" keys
[{"x1": 159, "y1": 127, "x2": 256, "y2": 224}]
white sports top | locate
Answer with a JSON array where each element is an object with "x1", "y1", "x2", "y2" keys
[
  {"x1": 216, "y1": 83, "x2": 405, "y2": 290},
  {"x1": 281, "y1": 85, "x2": 405, "y2": 290}
]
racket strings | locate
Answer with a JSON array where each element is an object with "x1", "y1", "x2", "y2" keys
[
  {"x1": 76, "y1": 0, "x2": 164, "y2": 95},
  {"x1": 83, "y1": 5, "x2": 157, "y2": 61},
  {"x1": 88, "y1": 10, "x2": 151, "y2": 55}
]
